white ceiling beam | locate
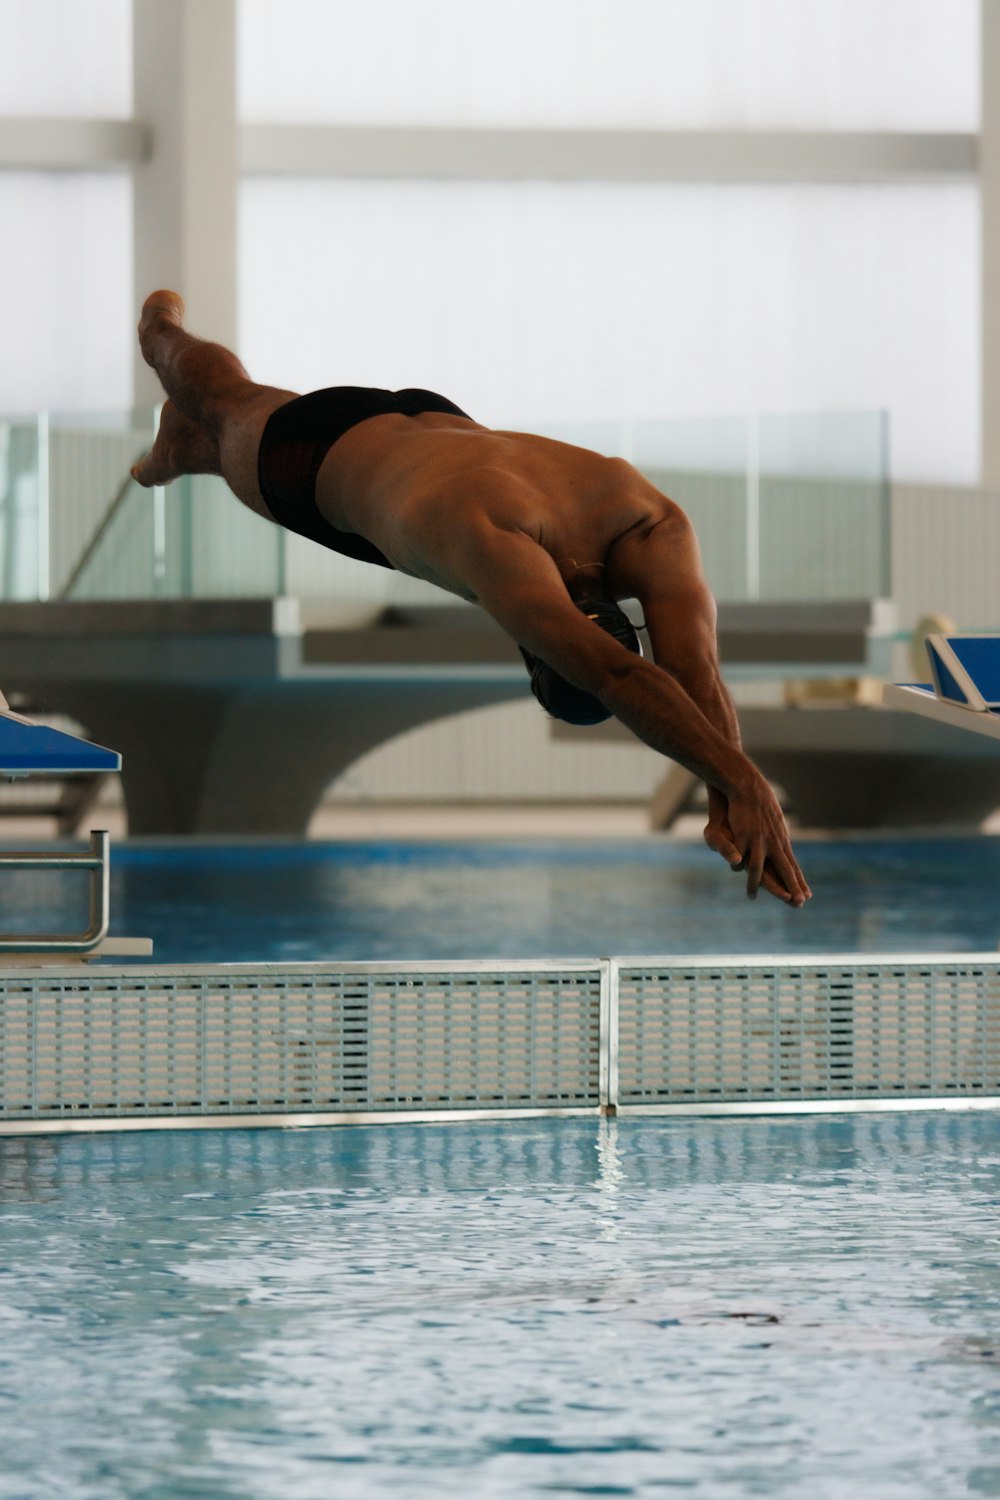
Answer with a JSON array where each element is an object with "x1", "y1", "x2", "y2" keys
[
  {"x1": 240, "y1": 126, "x2": 978, "y2": 183},
  {"x1": 0, "y1": 118, "x2": 150, "y2": 170},
  {"x1": 0, "y1": 120, "x2": 978, "y2": 183}
]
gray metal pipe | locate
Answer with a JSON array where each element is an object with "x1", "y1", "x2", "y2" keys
[{"x1": 0, "y1": 829, "x2": 110, "y2": 952}]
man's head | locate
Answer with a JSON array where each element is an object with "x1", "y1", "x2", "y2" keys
[{"x1": 520, "y1": 597, "x2": 643, "y2": 726}]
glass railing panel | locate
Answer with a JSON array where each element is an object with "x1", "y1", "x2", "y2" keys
[
  {"x1": 66, "y1": 483, "x2": 156, "y2": 600},
  {"x1": 628, "y1": 413, "x2": 750, "y2": 476},
  {"x1": 0, "y1": 419, "x2": 45, "y2": 600},
  {"x1": 756, "y1": 410, "x2": 889, "y2": 603},
  {"x1": 180, "y1": 474, "x2": 286, "y2": 598},
  {"x1": 537, "y1": 409, "x2": 889, "y2": 605},
  {"x1": 0, "y1": 410, "x2": 288, "y2": 602},
  {"x1": 0, "y1": 407, "x2": 890, "y2": 607},
  {"x1": 48, "y1": 416, "x2": 155, "y2": 599},
  {"x1": 525, "y1": 418, "x2": 628, "y2": 457},
  {"x1": 628, "y1": 414, "x2": 752, "y2": 602}
]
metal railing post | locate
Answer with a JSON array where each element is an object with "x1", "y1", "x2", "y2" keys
[
  {"x1": 599, "y1": 959, "x2": 619, "y2": 1115},
  {"x1": 0, "y1": 829, "x2": 110, "y2": 953}
]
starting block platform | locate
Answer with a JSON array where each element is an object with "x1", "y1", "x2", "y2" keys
[
  {"x1": 0, "y1": 703, "x2": 120, "y2": 775},
  {"x1": 882, "y1": 684, "x2": 1000, "y2": 741},
  {"x1": 0, "y1": 693, "x2": 148, "y2": 960},
  {"x1": 883, "y1": 635, "x2": 1000, "y2": 742}
]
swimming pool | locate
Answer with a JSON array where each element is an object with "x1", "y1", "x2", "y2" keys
[
  {"x1": 2, "y1": 1113, "x2": 1000, "y2": 1499},
  {"x1": 3, "y1": 832, "x2": 999, "y2": 1135},
  {"x1": 82, "y1": 833, "x2": 1000, "y2": 961},
  {"x1": 3, "y1": 839, "x2": 999, "y2": 1494}
]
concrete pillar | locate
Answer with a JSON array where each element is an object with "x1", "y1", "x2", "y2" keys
[
  {"x1": 983, "y1": 0, "x2": 1000, "y2": 486},
  {"x1": 131, "y1": 0, "x2": 238, "y2": 405}
]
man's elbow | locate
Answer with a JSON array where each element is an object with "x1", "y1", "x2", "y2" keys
[
  {"x1": 597, "y1": 649, "x2": 657, "y2": 706},
  {"x1": 653, "y1": 616, "x2": 719, "y2": 680}
]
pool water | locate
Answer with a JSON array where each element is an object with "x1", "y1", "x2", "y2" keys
[
  {"x1": 94, "y1": 833, "x2": 1000, "y2": 962},
  {"x1": 2, "y1": 1114, "x2": 1000, "y2": 1499}
]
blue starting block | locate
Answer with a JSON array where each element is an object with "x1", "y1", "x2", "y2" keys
[
  {"x1": 0, "y1": 693, "x2": 149, "y2": 961},
  {"x1": 0, "y1": 705, "x2": 120, "y2": 777},
  {"x1": 883, "y1": 634, "x2": 1000, "y2": 742},
  {"x1": 925, "y1": 635, "x2": 1000, "y2": 713}
]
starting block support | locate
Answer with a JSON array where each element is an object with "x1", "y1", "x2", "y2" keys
[
  {"x1": 883, "y1": 634, "x2": 1000, "y2": 743},
  {"x1": 0, "y1": 693, "x2": 151, "y2": 962},
  {"x1": 0, "y1": 829, "x2": 110, "y2": 953}
]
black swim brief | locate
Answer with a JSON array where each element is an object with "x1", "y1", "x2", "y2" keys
[{"x1": 256, "y1": 385, "x2": 472, "y2": 568}]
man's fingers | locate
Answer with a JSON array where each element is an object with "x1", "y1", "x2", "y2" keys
[
  {"x1": 745, "y1": 842, "x2": 765, "y2": 900},
  {"x1": 760, "y1": 874, "x2": 790, "y2": 902},
  {"x1": 706, "y1": 806, "x2": 812, "y2": 906},
  {"x1": 762, "y1": 855, "x2": 811, "y2": 907},
  {"x1": 704, "y1": 826, "x2": 743, "y2": 869},
  {"x1": 760, "y1": 866, "x2": 796, "y2": 904},
  {"x1": 770, "y1": 845, "x2": 812, "y2": 905}
]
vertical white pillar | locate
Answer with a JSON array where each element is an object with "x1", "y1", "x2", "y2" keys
[
  {"x1": 132, "y1": 0, "x2": 238, "y2": 406},
  {"x1": 35, "y1": 411, "x2": 49, "y2": 601},
  {"x1": 745, "y1": 416, "x2": 760, "y2": 601},
  {"x1": 983, "y1": 0, "x2": 1000, "y2": 487}
]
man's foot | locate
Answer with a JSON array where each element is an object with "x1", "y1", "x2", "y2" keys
[
  {"x1": 131, "y1": 400, "x2": 220, "y2": 488},
  {"x1": 137, "y1": 289, "x2": 187, "y2": 369}
]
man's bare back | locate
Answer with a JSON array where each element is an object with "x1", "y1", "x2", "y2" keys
[
  {"x1": 132, "y1": 289, "x2": 811, "y2": 909},
  {"x1": 317, "y1": 415, "x2": 670, "y2": 604}
]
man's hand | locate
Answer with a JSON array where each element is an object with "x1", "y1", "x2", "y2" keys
[{"x1": 703, "y1": 785, "x2": 811, "y2": 907}]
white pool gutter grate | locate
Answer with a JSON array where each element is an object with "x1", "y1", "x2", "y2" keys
[{"x1": 2, "y1": 954, "x2": 1000, "y2": 1134}]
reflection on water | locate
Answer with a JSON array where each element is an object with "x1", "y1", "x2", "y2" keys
[
  {"x1": 2, "y1": 1114, "x2": 1000, "y2": 1498},
  {"x1": 94, "y1": 835, "x2": 1000, "y2": 963}
]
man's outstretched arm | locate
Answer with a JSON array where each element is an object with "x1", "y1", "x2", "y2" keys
[
  {"x1": 460, "y1": 522, "x2": 810, "y2": 906},
  {"x1": 613, "y1": 508, "x2": 804, "y2": 899}
]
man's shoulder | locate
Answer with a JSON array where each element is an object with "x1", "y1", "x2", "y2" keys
[{"x1": 606, "y1": 496, "x2": 702, "y2": 599}]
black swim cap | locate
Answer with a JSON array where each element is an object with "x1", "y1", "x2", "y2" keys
[{"x1": 520, "y1": 597, "x2": 643, "y2": 726}]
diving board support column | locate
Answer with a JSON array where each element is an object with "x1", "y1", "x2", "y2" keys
[
  {"x1": 983, "y1": 0, "x2": 1000, "y2": 487},
  {"x1": 131, "y1": 0, "x2": 238, "y2": 406}
]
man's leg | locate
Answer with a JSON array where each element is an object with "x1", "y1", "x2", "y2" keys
[{"x1": 132, "y1": 290, "x2": 297, "y2": 520}]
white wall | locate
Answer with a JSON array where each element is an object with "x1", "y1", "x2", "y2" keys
[
  {"x1": 891, "y1": 481, "x2": 1000, "y2": 632},
  {"x1": 236, "y1": 0, "x2": 980, "y2": 482},
  {"x1": 236, "y1": 0, "x2": 977, "y2": 480},
  {"x1": 239, "y1": 177, "x2": 978, "y2": 483},
  {"x1": 0, "y1": 0, "x2": 133, "y2": 415},
  {"x1": 0, "y1": 0, "x2": 984, "y2": 483},
  {"x1": 321, "y1": 696, "x2": 666, "y2": 809},
  {"x1": 0, "y1": 172, "x2": 133, "y2": 417},
  {"x1": 0, "y1": 0, "x2": 132, "y2": 116},
  {"x1": 238, "y1": 0, "x2": 978, "y2": 131}
]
